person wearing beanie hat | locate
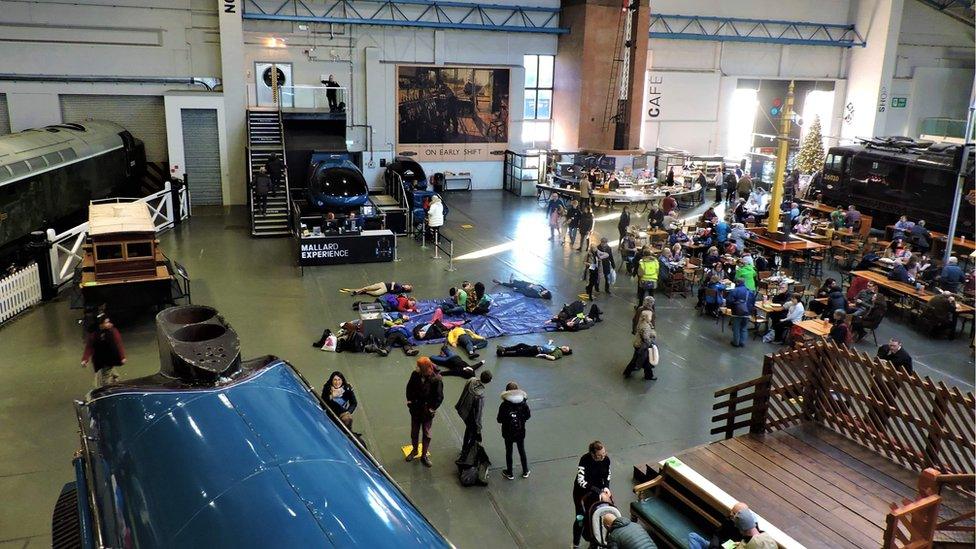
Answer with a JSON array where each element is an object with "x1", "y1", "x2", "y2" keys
[
  {"x1": 405, "y1": 357, "x2": 444, "y2": 467},
  {"x1": 688, "y1": 503, "x2": 777, "y2": 549}
]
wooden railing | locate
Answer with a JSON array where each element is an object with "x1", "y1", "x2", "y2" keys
[
  {"x1": 711, "y1": 341, "x2": 975, "y2": 477},
  {"x1": 883, "y1": 468, "x2": 976, "y2": 548},
  {"x1": 882, "y1": 494, "x2": 941, "y2": 549}
]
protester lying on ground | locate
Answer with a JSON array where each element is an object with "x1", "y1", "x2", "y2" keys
[
  {"x1": 413, "y1": 308, "x2": 468, "y2": 341},
  {"x1": 381, "y1": 325, "x2": 419, "y2": 356},
  {"x1": 446, "y1": 326, "x2": 488, "y2": 358},
  {"x1": 549, "y1": 303, "x2": 602, "y2": 331},
  {"x1": 492, "y1": 275, "x2": 552, "y2": 299},
  {"x1": 340, "y1": 281, "x2": 413, "y2": 296},
  {"x1": 496, "y1": 341, "x2": 572, "y2": 360},
  {"x1": 353, "y1": 293, "x2": 417, "y2": 313},
  {"x1": 428, "y1": 344, "x2": 486, "y2": 378}
]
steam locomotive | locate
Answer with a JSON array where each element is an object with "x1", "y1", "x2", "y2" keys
[
  {"x1": 53, "y1": 305, "x2": 452, "y2": 548},
  {"x1": 0, "y1": 121, "x2": 145, "y2": 268},
  {"x1": 816, "y1": 138, "x2": 974, "y2": 234}
]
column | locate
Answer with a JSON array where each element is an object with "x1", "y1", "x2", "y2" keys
[{"x1": 218, "y1": 0, "x2": 247, "y2": 205}]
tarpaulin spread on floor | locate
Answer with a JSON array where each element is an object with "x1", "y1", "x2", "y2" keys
[{"x1": 396, "y1": 292, "x2": 554, "y2": 345}]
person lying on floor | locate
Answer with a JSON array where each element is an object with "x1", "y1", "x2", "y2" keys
[
  {"x1": 549, "y1": 304, "x2": 602, "y2": 332},
  {"x1": 446, "y1": 326, "x2": 488, "y2": 358},
  {"x1": 496, "y1": 340, "x2": 572, "y2": 360},
  {"x1": 353, "y1": 293, "x2": 417, "y2": 314},
  {"x1": 492, "y1": 275, "x2": 553, "y2": 299},
  {"x1": 428, "y1": 344, "x2": 486, "y2": 378},
  {"x1": 381, "y1": 325, "x2": 419, "y2": 356},
  {"x1": 340, "y1": 281, "x2": 413, "y2": 296},
  {"x1": 412, "y1": 308, "x2": 467, "y2": 341}
]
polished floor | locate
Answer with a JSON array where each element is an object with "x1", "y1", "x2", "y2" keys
[{"x1": 0, "y1": 191, "x2": 972, "y2": 548}]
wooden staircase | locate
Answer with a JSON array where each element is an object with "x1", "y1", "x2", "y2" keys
[{"x1": 247, "y1": 109, "x2": 290, "y2": 237}]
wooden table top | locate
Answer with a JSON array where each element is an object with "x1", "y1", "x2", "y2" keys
[
  {"x1": 884, "y1": 224, "x2": 976, "y2": 252},
  {"x1": 748, "y1": 232, "x2": 825, "y2": 253},
  {"x1": 797, "y1": 318, "x2": 832, "y2": 337},
  {"x1": 851, "y1": 270, "x2": 975, "y2": 313}
]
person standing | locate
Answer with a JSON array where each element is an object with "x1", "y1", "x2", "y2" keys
[
  {"x1": 724, "y1": 169, "x2": 738, "y2": 204},
  {"x1": 497, "y1": 381, "x2": 531, "y2": 479},
  {"x1": 252, "y1": 167, "x2": 271, "y2": 214},
  {"x1": 597, "y1": 237, "x2": 616, "y2": 295},
  {"x1": 728, "y1": 279, "x2": 752, "y2": 348},
  {"x1": 910, "y1": 219, "x2": 931, "y2": 254},
  {"x1": 566, "y1": 199, "x2": 582, "y2": 248},
  {"x1": 427, "y1": 194, "x2": 444, "y2": 244},
  {"x1": 696, "y1": 169, "x2": 708, "y2": 203},
  {"x1": 549, "y1": 205, "x2": 564, "y2": 241},
  {"x1": 623, "y1": 310, "x2": 658, "y2": 380},
  {"x1": 579, "y1": 174, "x2": 591, "y2": 207},
  {"x1": 405, "y1": 357, "x2": 444, "y2": 467},
  {"x1": 714, "y1": 167, "x2": 725, "y2": 204},
  {"x1": 322, "y1": 74, "x2": 341, "y2": 111},
  {"x1": 455, "y1": 370, "x2": 492, "y2": 457},
  {"x1": 661, "y1": 192, "x2": 678, "y2": 216},
  {"x1": 577, "y1": 206, "x2": 595, "y2": 252},
  {"x1": 322, "y1": 371, "x2": 358, "y2": 429},
  {"x1": 736, "y1": 172, "x2": 753, "y2": 202},
  {"x1": 636, "y1": 250, "x2": 659, "y2": 304},
  {"x1": 572, "y1": 441, "x2": 612, "y2": 548},
  {"x1": 81, "y1": 314, "x2": 126, "y2": 387},
  {"x1": 264, "y1": 153, "x2": 285, "y2": 195},
  {"x1": 617, "y1": 205, "x2": 631, "y2": 246},
  {"x1": 586, "y1": 244, "x2": 609, "y2": 301}
]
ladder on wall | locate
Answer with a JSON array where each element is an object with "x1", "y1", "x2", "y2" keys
[
  {"x1": 247, "y1": 109, "x2": 291, "y2": 237},
  {"x1": 601, "y1": 3, "x2": 629, "y2": 133}
]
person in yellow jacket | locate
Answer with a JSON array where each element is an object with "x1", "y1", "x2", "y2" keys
[
  {"x1": 636, "y1": 251, "x2": 659, "y2": 304},
  {"x1": 447, "y1": 326, "x2": 488, "y2": 359}
]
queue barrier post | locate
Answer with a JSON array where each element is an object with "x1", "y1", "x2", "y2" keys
[
  {"x1": 446, "y1": 240, "x2": 455, "y2": 272},
  {"x1": 432, "y1": 231, "x2": 441, "y2": 259},
  {"x1": 420, "y1": 223, "x2": 427, "y2": 249},
  {"x1": 394, "y1": 234, "x2": 401, "y2": 262}
]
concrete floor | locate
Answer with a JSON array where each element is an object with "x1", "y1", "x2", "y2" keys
[{"x1": 0, "y1": 191, "x2": 972, "y2": 548}]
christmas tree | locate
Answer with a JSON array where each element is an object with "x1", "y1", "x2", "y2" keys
[{"x1": 795, "y1": 115, "x2": 826, "y2": 174}]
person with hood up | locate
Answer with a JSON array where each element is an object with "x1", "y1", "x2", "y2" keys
[
  {"x1": 602, "y1": 514, "x2": 657, "y2": 549},
  {"x1": 631, "y1": 295, "x2": 656, "y2": 334},
  {"x1": 497, "y1": 381, "x2": 531, "y2": 479},
  {"x1": 427, "y1": 194, "x2": 444, "y2": 241},
  {"x1": 405, "y1": 357, "x2": 444, "y2": 467},
  {"x1": 322, "y1": 371, "x2": 358, "y2": 429},
  {"x1": 734, "y1": 257, "x2": 758, "y2": 292},
  {"x1": 455, "y1": 370, "x2": 492, "y2": 457}
]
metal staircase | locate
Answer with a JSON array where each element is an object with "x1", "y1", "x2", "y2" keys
[{"x1": 247, "y1": 109, "x2": 291, "y2": 236}]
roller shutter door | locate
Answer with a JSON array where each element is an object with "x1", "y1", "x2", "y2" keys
[
  {"x1": 0, "y1": 94, "x2": 10, "y2": 135},
  {"x1": 180, "y1": 109, "x2": 222, "y2": 206},
  {"x1": 59, "y1": 95, "x2": 167, "y2": 162}
]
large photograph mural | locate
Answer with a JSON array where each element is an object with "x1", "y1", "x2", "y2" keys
[{"x1": 396, "y1": 65, "x2": 510, "y2": 161}]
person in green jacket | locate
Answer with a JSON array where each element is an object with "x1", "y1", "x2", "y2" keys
[
  {"x1": 603, "y1": 514, "x2": 658, "y2": 549},
  {"x1": 636, "y1": 250, "x2": 659, "y2": 304},
  {"x1": 734, "y1": 259, "x2": 758, "y2": 292}
]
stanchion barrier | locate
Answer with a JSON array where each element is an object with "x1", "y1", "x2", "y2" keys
[{"x1": 432, "y1": 230, "x2": 440, "y2": 259}]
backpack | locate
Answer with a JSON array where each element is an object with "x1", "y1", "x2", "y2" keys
[
  {"x1": 503, "y1": 406, "x2": 525, "y2": 441},
  {"x1": 731, "y1": 292, "x2": 751, "y2": 317}
]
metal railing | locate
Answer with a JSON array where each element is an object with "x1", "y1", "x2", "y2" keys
[
  {"x1": 420, "y1": 222, "x2": 455, "y2": 272},
  {"x1": 280, "y1": 85, "x2": 347, "y2": 111},
  {"x1": 0, "y1": 263, "x2": 42, "y2": 325},
  {"x1": 46, "y1": 181, "x2": 189, "y2": 288}
]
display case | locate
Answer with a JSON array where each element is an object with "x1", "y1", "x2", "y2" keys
[{"x1": 503, "y1": 150, "x2": 545, "y2": 196}]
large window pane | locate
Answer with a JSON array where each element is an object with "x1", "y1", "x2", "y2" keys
[
  {"x1": 524, "y1": 90, "x2": 537, "y2": 120},
  {"x1": 523, "y1": 55, "x2": 538, "y2": 88},
  {"x1": 538, "y1": 55, "x2": 554, "y2": 88},
  {"x1": 536, "y1": 90, "x2": 552, "y2": 120}
]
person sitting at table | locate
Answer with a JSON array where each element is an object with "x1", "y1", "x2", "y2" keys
[
  {"x1": 699, "y1": 274, "x2": 727, "y2": 317},
  {"x1": 662, "y1": 212, "x2": 680, "y2": 232},
  {"x1": 762, "y1": 282, "x2": 791, "y2": 335},
  {"x1": 729, "y1": 223, "x2": 751, "y2": 251},
  {"x1": 849, "y1": 281, "x2": 878, "y2": 317},
  {"x1": 647, "y1": 204, "x2": 665, "y2": 230},
  {"x1": 824, "y1": 282, "x2": 848, "y2": 318},
  {"x1": 828, "y1": 309, "x2": 853, "y2": 347},
  {"x1": 701, "y1": 207, "x2": 718, "y2": 224},
  {"x1": 692, "y1": 226, "x2": 713, "y2": 248},
  {"x1": 852, "y1": 292, "x2": 887, "y2": 342},
  {"x1": 877, "y1": 337, "x2": 913, "y2": 374},
  {"x1": 892, "y1": 215, "x2": 914, "y2": 239},
  {"x1": 669, "y1": 227, "x2": 690, "y2": 246},
  {"x1": 493, "y1": 275, "x2": 552, "y2": 300},
  {"x1": 788, "y1": 202, "x2": 801, "y2": 227},
  {"x1": 772, "y1": 293, "x2": 804, "y2": 344},
  {"x1": 938, "y1": 256, "x2": 965, "y2": 293},
  {"x1": 920, "y1": 291, "x2": 957, "y2": 339},
  {"x1": 910, "y1": 219, "x2": 931, "y2": 253},
  {"x1": 702, "y1": 246, "x2": 721, "y2": 269},
  {"x1": 914, "y1": 254, "x2": 935, "y2": 283},
  {"x1": 657, "y1": 248, "x2": 677, "y2": 283},
  {"x1": 888, "y1": 257, "x2": 912, "y2": 284},
  {"x1": 753, "y1": 250, "x2": 770, "y2": 273},
  {"x1": 854, "y1": 248, "x2": 882, "y2": 271},
  {"x1": 794, "y1": 215, "x2": 813, "y2": 235},
  {"x1": 844, "y1": 205, "x2": 861, "y2": 229},
  {"x1": 671, "y1": 243, "x2": 686, "y2": 263},
  {"x1": 733, "y1": 198, "x2": 748, "y2": 223},
  {"x1": 715, "y1": 217, "x2": 730, "y2": 248},
  {"x1": 807, "y1": 278, "x2": 836, "y2": 316},
  {"x1": 830, "y1": 205, "x2": 846, "y2": 230}
]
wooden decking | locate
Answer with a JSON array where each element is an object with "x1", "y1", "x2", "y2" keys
[{"x1": 673, "y1": 424, "x2": 972, "y2": 548}]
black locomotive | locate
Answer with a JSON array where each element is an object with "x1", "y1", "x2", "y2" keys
[
  {"x1": 0, "y1": 121, "x2": 146, "y2": 268},
  {"x1": 816, "y1": 137, "x2": 974, "y2": 234}
]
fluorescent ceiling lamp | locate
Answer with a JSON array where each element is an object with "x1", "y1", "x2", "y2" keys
[{"x1": 727, "y1": 88, "x2": 758, "y2": 160}]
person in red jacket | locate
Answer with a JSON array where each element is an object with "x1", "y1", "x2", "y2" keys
[
  {"x1": 81, "y1": 314, "x2": 126, "y2": 387},
  {"x1": 661, "y1": 191, "x2": 678, "y2": 215}
]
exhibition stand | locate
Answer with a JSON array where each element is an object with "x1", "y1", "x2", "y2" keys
[{"x1": 291, "y1": 199, "x2": 396, "y2": 271}]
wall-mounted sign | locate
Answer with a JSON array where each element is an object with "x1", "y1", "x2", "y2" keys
[
  {"x1": 878, "y1": 86, "x2": 888, "y2": 113},
  {"x1": 297, "y1": 231, "x2": 395, "y2": 266},
  {"x1": 890, "y1": 97, "x2": 908, "y2": 108}
]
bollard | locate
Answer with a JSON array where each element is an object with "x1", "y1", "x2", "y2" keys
[
  {"x1": 446, "y1": 240, "x2": 456, "y2": 272},
  {"x1": 420, "y1": 223, "x2": 427, "y2": 249},
  {"x1": 393, "y1": 234, "x2": 401, "y2": 262},
  {"x1": 432, "y1": 231, "x2": 441, "y2": 259}
]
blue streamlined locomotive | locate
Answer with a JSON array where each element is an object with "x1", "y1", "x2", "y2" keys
[
  {"x1": 0, "y1": 121, "x2": 145, "y2": 266},
  {"x1": 52, "y1": 305, "x2": 452, "y2": 549},
  {"x1": 306, "y1": 153, "x2": 370, "y2": 211}
]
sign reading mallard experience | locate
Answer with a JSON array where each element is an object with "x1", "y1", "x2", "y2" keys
[{"x1": 396, "y1": 65, "x2": 510, "y2": 162}]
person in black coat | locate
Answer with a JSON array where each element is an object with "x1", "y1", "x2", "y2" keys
[
  {"x1": 497, "y1": 382, "x2": 531, "y2": 479},
  {"x1": 264, "y1": 153, "x2": 285, "y2": 195},
  {"x1": 617, "y1": 205, "x2": 631, "y2": 246},
  {"x1": 573, "y1": 441, "x2": 612, "y2": 547},
  {"x1": 877, "y1": 338, "x2": 913, "y2": 374},
  {"x1": 322, "y1": 371, "x2": 358, "y2": 429},
  {"x1": 824, "y1": 285, "x2": 847, "y2": 319},
  {"x1": 405, "y1": 357, "x2": 445, "y2": 467},
  {"x1": 577, "y1": 206, "x2": 595, "y2": 251},
  {"x1": 598, "y1": 237, "x2": 616, "y2": 294}
]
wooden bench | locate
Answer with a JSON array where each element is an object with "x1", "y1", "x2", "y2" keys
[{"x1": 631, "y1": 457, "x2": 802, "y2": 548}]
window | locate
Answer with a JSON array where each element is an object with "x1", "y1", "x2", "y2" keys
[
  {"x1": 523, "y1": 54, "x2": 554, "y2": 143},
  {"x1": 126, "y1": 242, "x2": 153, "y2": 258},
  {"x1": 95, "y1": 244, "x2": 124, "y2": 261}
]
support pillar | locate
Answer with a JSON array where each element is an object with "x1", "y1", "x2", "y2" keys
[
  {"x1": 218, "y1": 0, "x2": 248, "y2": 205},
  {"x1": 552, "y1": 0, "x2": 649, "y2": 151},
  {"x1": 840, "y1": 0, "x2": 904, "y2": 140}
]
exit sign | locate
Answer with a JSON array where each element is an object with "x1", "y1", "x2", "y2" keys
[{"x1": 891, "y1": 97, "x2": 908, "y2": 108}]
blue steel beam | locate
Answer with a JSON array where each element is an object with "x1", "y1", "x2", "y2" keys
[
  {"x1": 243, "y1": 0, "x2": 567, "y2": 34},
  {"x1": 913, "y1": 0, "x2": 974, "y2": 25},
  {"x1": 649, "y1": 14, "x2": 866, "y2": 48}
]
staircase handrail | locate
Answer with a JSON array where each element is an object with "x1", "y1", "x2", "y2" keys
[{"x1": 276, "y1": 108, "x2": 292, "y2": 223}]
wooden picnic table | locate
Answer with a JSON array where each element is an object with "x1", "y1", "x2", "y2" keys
[
  {"x1": 884, "y1": 224, "x2": 976, "y2": 255},
  {"x1": 797, "y1": 318, "x2": 832, "y2": 339},
  {"x1": 799, "y1": 200, "x2": 873, "y2": 239},
  {"x1": 748, "y1": 228, "x2": 825, "y2": 256},
  {"x1": 851, "y1": 270, "x2": 974, "y2": 339}
]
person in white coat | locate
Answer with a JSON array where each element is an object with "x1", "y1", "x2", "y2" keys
[{"x1": 427, "y1": 194, "x2": 444, "y2": 242}]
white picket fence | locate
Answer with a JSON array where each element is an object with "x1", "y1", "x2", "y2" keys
[
  {"x1": 46, "y1": 182, "x2": 189, "y2": 287},
  {"x1": 0, "y1": 263, "x2": 42, "y2": 324}
]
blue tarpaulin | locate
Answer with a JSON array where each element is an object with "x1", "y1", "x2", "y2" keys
[{"x1": 389, "y1": 292, "x2": 554, "y2": 345}]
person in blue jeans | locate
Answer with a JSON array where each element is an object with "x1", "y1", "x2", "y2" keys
[
  {"x1": 493, "y1": 275, "x2": 553, "y2": 299},
  {"x1": 727, "y1": 279, "x2": 753, "y2": 348}
]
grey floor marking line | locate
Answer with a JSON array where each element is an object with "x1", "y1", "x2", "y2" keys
[{"x1": 483, "y1": 487, "x2": 529, "y2": 549}]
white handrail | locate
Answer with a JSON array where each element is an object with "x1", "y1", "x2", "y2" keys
[{"x1": 0, "y1": 263, "x2": 42, "y2": 325}]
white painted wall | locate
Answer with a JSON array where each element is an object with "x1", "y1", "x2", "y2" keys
[{"x1": 242, "y1": 23, "x2": 557, "y2": 190}]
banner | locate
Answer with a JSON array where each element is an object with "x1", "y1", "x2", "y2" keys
[{"x1": 396, "y1": 65, "x2": 510, "y2": 162}]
